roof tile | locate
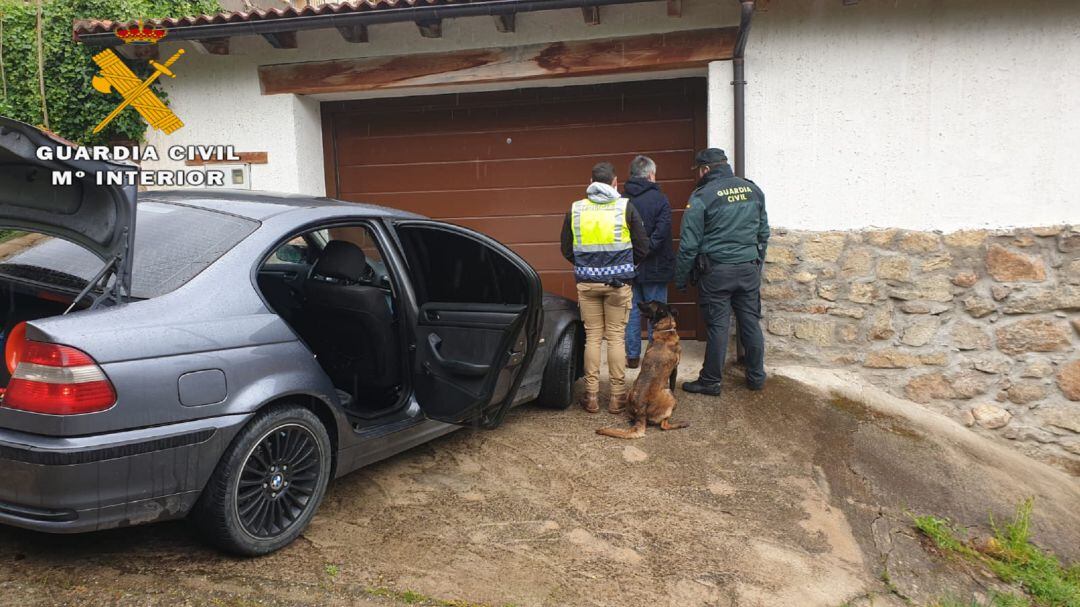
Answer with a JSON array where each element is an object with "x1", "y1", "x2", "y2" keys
[{"x1": 73, "y1": 0, "x2": 492, "y2": 38}]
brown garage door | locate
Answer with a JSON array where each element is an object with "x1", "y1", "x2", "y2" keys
[{"x1": 322, "y1": 78, "x2": 708, "y2": 337}]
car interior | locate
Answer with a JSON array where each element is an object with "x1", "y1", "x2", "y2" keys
[
  {"x1": 258, "y1": 220, "x2": 536, "y2": 426},
  {"x1": 257, "y1": 225, "x2": 404, "y2": 414}
]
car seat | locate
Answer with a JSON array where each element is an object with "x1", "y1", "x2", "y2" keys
[{"x1": 301, "y1": 241, "x2": 400, "y2": 407}]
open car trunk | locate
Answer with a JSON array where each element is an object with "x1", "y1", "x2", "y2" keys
[
  {"x1": 0, "y1": 117, "x2": 137, "y2": 305},
  {"x1": 0, "y1": 280, "x2": 85, "y2": 387}
]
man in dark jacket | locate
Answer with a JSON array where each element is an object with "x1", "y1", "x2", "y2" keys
[
  {"x1": 675, "y1": 148, "x2": 770, "y2": 397},
  {"x1": 623, "y1": 155, "x2": 675, "y2": 368},
  {"x1": 560, "y1": 162, "x2": 650, "y2": 414}
]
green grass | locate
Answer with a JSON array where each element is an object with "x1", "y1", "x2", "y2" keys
[
  {"x1": 324, "y1": 564, "x2": 341, "y2": 578},
  {"x1": 364, "y1": 586, "x2": 502, "y2": 607},
  {"x1": 930, "y1": 592, "x2": 1030, "y2": 607},
  {"x1": 914, "y1": 498, "x2": 1080, "y2": 607}
]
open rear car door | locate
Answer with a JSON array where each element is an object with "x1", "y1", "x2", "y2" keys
[
  {"x1": 394, "y1": 221, "x2": 543, "y2": 429},
  {"x1": 0, "y1": 117, "x2": 137, "y2": 306}
]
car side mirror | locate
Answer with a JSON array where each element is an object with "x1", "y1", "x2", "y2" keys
[{"x1": 277, "y1": 244, "x2": 306, "y2": 264}]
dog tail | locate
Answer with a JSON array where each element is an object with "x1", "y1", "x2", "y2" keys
[{"x1": 596, "y1": 418, "x2": 647, "y2": 439}]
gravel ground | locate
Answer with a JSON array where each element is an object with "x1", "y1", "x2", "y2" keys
[{"x1": 1, "y1": 368, "x2": 1077, "y2": 607}]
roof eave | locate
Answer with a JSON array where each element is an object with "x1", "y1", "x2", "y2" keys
[{"x1": 75, "y1": 0, "x2": 662, "y2": 47}]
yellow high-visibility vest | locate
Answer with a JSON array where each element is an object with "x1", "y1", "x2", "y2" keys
[{"x1": 570, "y1": 197, "x2": 635, "y2": 281}]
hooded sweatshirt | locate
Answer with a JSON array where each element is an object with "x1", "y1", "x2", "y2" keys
[{"x1": 560, "y1": 182, "x2": 650, "y2": 280}]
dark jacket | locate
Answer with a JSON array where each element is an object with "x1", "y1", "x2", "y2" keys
[
  {"x1": 560, "y1": 200, "x2": 650, "y2": 281},
  {"x1": 675, "y1": 164, "x2": 770, "y2": 289},
  {"x1": 624, "y1": 177, "x2": 675, "y2": 283}
]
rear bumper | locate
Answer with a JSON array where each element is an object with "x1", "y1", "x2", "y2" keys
[{"x1": 0, "y1": 414, "x2": 250, "y2": 534}]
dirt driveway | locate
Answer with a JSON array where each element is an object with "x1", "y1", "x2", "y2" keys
[{"x1": 1, "y1": 371, "x2": 1078, "y2": 607}]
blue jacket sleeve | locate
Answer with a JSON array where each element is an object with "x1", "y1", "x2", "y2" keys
[{"x1": 649, "y1": 194, "x2": 672, "y2": 260}]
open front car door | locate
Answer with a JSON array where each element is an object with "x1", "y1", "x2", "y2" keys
[{"x1": 395, "y1": 221, "x2": 543, "y2": 429}]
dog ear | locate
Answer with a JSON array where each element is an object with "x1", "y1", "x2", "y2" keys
[
  {"x1": 668, "y1": 305, "x2": 679, "y2": 319},
  {"x1": 637, "y1": 301, "x2": 654, "y2": 314}
]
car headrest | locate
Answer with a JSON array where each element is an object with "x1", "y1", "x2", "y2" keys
[{"x1": 312, "y1": 241, "x2": 369, "y2": 282}]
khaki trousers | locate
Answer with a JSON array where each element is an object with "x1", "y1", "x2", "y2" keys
[{"x1": 576, "y1": 282, "x2": 633, "y2": 397}]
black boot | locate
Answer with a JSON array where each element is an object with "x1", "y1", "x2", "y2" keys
[{"x1": 682, "y1": 379, "x2": 722, "y2": 396}]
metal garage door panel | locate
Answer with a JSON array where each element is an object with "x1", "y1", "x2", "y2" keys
[
  {"x1": 337, "y1": 120, "x2": 695, "y2": 167},
  {"x1": 325, "y1": 78, "x2": 708, "y2": 337}
]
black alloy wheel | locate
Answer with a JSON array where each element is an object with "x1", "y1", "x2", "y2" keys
[
  {"x1": 235, "y1": 424, "x2": 322, "y2": 539},
  {"x1": 191, "y1": 403, "x2": 332, "y2": 556}
]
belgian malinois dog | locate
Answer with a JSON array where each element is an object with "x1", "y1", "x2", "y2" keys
[{"x1": 597, "y1": 301, "x2": 688, "y2": 439}]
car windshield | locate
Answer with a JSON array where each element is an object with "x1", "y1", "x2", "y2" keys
[{"x1": 0, "y1": 201, "x2": 259, "y2": 299}]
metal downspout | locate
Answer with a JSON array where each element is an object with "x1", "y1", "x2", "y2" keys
[
  {"x1": 733, "y1": 0, "x2": 755, "y2": 363},
  {"x1": 733, "y1": 0, "x2": 755, "y2": 178}
]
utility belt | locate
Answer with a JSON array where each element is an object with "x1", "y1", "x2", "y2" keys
[
  {"x1": 689, "y1": 254, "x2": 762, "y2": 286},
  {"x1": 578, "y1": 278, "x2": 628, "y2": 288}
]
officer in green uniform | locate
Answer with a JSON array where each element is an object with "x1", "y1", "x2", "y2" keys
[{"x1": 675, "y1": 149, "x2": 770, "y2": 396}]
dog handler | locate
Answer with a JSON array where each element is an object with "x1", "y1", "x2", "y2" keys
[
  {"x1": 675, "y1": 148, "x2": 770, "y2": 396},
  {"x1": 561, "y1": 162, "x2": 650, "y2": 414}
]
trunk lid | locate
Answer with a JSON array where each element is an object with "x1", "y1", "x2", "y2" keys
[{"x1": 0, "y1": 117, "x2": 137, "y2": 303}]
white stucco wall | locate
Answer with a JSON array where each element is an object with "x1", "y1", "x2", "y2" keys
[
  {"x1": 144, "y1": 52, "x2": 325, "y2": 195},
  {"x1": 739, "y1": 0, "x2": 1080, "y2": 231},
  {"x1": 145, "y1": 0, "x2": 1080, "y2": 230}
]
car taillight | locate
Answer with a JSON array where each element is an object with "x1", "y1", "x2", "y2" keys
[
  {"x1": 4, "y1": 321, "x2": 27, "y2": 374},
  {"x1": 2, "y1": 340, "x2": 116, "y2": 415}
]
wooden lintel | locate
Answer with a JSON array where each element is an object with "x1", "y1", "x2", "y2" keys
[
  {"x1": 117, "y1": 43, "x2": 159, "y2": 61},
  {"x1": 667, "y1": 0, "x2": 682, "y2": 17},
  {"x1": 259, "y1": 27, "x2": 738, "y2": 96},
  {"x1": 185, "y1": 151, "x2": 268, "y2": 166},
  {"x1": 494, "y1": 13, "x2": 515, "y2": 33},
  {"x1": 191, "y1": 38, "x2": 230, "y2": 55},
  {"x1": 262, "y1": 31, "x2": 298, "y2": 49},
  {"x1": 417, "y1": 19, "x2": 442, "y2": 38},
  {"x1": 336, "y1": 24, "x2": 369, "y2": 43},
  {"x1": 581, "y1": 5, "x2": 600, "y2": 25}
]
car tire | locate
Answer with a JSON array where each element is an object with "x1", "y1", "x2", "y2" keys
[
  {"x1": 190, "y1": 403, "x2": 332, "y2": 557},
  {"x1": 537, "y1": 327, "x2": 579, "y2": 410}
]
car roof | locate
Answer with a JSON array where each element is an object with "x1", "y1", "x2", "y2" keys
[{"x1": 140, "y1": 189, "x2": 425, "y2": 221}]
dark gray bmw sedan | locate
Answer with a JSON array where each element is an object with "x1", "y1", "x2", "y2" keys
[{"x1": 0, "y1": 118, "x2": 582, "y2": 555}]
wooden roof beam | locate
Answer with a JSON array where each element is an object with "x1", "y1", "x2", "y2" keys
[
  {"x1": 417, "y1": 19, "x2": 442, "y2": 38},
  {"x1": 262, "y1": 31, "x2": 298, "y2": 49},
  {"x1": 336, "y1": 24, "x2": 369, "y2": 43},
  {"x1": 190, "y1": 37, "x2": 230, "y2": 55},
  {"x1": 260, "y1": 27, "x2": 739, "y2": 96},
  {"x1": 494, "y1": 13, "x2": 515, "y2": 33}
]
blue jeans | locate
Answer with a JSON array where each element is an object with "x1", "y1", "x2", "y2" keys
[{"x1": 625, "y1": 281, "x2": 669, "y2": 359}]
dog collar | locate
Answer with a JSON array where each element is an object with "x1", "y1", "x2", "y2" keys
[{"x1": 653, "y1": 328, "x2": 678, "y2": 334}]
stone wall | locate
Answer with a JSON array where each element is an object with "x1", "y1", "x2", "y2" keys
[{"x1": 760, "y1": 226, "x2": 1080, "y2": 470}]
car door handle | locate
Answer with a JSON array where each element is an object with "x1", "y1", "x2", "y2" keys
[{"x1": 427, "y1": 334, "x2": 490, "y2": 377}]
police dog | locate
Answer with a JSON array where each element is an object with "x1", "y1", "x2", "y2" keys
[{"x1": 597, "y1": 301, "x2": 687, "y2": 439}]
